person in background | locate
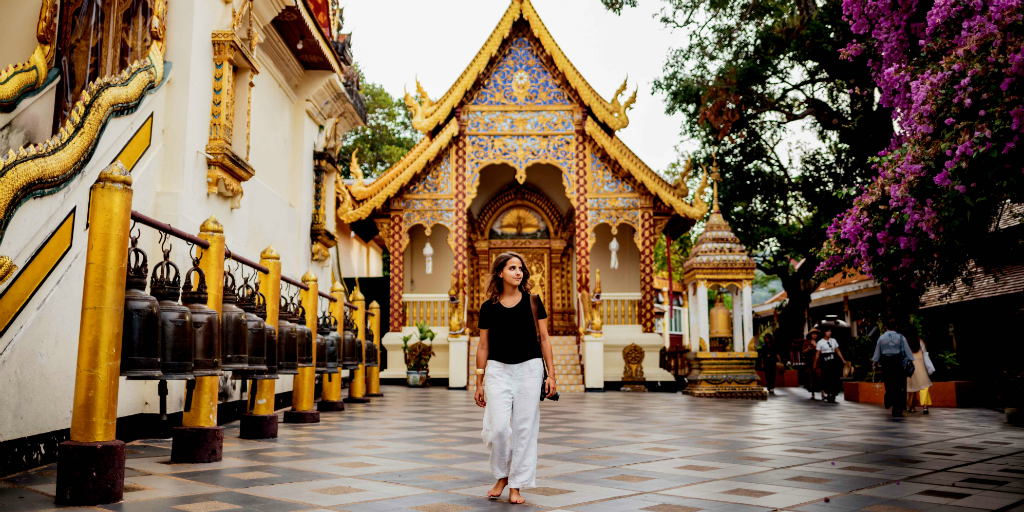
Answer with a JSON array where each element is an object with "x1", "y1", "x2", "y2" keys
[
  {"x1": 872, "y1": 318, "x2": 914, "y2": 417},
  {"x1": 814, "y1": 328, "x2": 847, "y2": 403},
  {"x1": 759, "y1": 333, "x2": 783, "y2": 395},
  {"x1": 906, "y1": 329, "x2": 934, "y2": 414},
  {"x1": 802, "y1": 330, "x2": 822, "y2": 400}
]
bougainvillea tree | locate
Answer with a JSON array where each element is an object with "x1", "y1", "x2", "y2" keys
[{"x1": 820, "y1": 0, "x2": 1024, "y2": 295}]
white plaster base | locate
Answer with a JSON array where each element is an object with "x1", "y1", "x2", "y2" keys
[
  {"x1": 583, "y1": 335, "x2": 604, "y2": 390},
  {"x1": 601, "y1": 325, "x2": 676, "y2": 383},
  {"x1": 381, "y1": 327, "x2": 450, "y2": 380},
  {"x1": 447, "y1": 335, "x2": 468, "y2": 388}
]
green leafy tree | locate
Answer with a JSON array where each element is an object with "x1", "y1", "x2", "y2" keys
[
  {"x1": 337, "y1": 78, "x2": 420, "y2": 179},
  {"x1": 602, "y1": 0, "x2": 894, "y2": 346},
  {"x1": 654, "y1": 233, "x2": 692, "y2": 283}
]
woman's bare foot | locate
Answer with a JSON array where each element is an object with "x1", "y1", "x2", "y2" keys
[
  {"x1": 487, "y1": 478, "x2": 508, "y2": 498},
  {"x1": 510, "y1": 488, "x2": 525, "y2": 504}
]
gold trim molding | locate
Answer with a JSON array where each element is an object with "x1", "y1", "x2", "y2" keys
[
  {"x1": 0, "y1": 0, "x2": 58, "y2": 112},
  {"x1": 0, "y1": 2, "x2": 166, "y2": 284},
  {"x1": 205, "y1": 14, "x2": 260, "y2": 209}
]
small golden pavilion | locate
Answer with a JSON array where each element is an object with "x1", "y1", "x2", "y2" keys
[
  {"x1": 681, "y1": 174, "x2": 764, "y2": 399},
  {"x1": 336, "y1": 0, "x2": 710, "y2": 390}
]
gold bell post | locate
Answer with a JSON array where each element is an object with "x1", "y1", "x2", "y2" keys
[
  {"x1": 345, "y1": 283, "x2": 369, "y2": 403},
  {"x1": 252, "y1": 247, "x2": 281, "y2": 416},
  {"x1": 318, "y1": 280, "x2": 346, "y2": 411},
  {"x1": 172, "y1": 216, "x2": 226, "y2": 463},
  {"x1": 285, "y1": 271, "x2": 321, "y2": 422},
  {"x1": 56, "y1": 162, "x2": 133, "y2": 506},
  {"x1": 366, "y1": 300, "x2": 383, "y2": 397},
  {"x1": 239, "y1": 248, "x2": 283, "y2": 439}
]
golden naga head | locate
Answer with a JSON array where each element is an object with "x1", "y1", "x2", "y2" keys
[
  {"x1": 36, "y1": 0, "x2": 57, "y2": 45},
  {"x1": 150, "y1": 0, "x2": 167, "y2": 41},
  {"x1": 609, "y1": 78, "x2": 638, "y2": 126},
  {"x1": 349, "y1": 148, "x2": 365, "y2": 183},
  {"x1": 415, "y1": 77, "x2": 434, "y2": 108},
  {"x1": 674, "y1": 157, "x2": 694, "y2": 197}
]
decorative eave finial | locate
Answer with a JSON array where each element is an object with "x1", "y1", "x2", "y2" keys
[{"x1": 709, "y1": 152, "x2": 721, "y2": 213}]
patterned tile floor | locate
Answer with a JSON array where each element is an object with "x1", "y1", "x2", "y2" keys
[{"x1": 3, "y1": 386, "x2": 1024, "y2": 512}]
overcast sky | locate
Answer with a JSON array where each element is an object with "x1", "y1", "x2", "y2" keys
[{"x1": 342, "y1": 0, "x2": 692, "y2": 173}]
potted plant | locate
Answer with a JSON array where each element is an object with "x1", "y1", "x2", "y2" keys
[{"x1": 402, "y1": 322, "x2": 436, "y2": 387}]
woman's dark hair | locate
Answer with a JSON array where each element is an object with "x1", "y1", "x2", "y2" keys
[
  {"x1": 485, "y1": 252, "x2": 532, "y2": 304},
  {"x1": 763, "y1": 333, "x2": 774, "y2": 346},
  {"x1": 906, "y1": 325, "x2": 921, "y2": 353}
]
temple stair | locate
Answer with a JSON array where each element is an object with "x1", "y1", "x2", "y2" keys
[{"x1": 469, "y1": 335, "x2": 584, "y2": 393}]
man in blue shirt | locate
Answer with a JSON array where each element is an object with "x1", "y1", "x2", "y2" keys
[{"x1": 873, "y1": 319, "x2": 914, "y2": 417}]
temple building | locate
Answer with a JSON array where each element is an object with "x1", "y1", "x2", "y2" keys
[
  {"x1": 335, "y1": 0, "x2": 711, "y2": 392},
  {"x1": 0, "y1": 0, "x2": 379, "y2": 483}
]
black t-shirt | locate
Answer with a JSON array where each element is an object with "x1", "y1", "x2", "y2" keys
[{"x1": 478, "y1": 294, "x2": 546, "y2": 365}]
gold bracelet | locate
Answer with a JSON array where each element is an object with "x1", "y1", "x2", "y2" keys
[{"x1": 475, "y1": 368, "x2": 485, "y2": 375}]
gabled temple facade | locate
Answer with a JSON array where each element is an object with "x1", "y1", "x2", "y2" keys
[{"x1": 337, "y1": 0, "x2": 710, "y2": 390}]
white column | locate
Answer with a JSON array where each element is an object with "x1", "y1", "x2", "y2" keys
[
  {"x1": 681, "y1": 299, "x2": 690, "y2": 350},
  {"x1": 732, "y1": 288, "x2": 743, "y2": 352},
  {"x1": 447, "y1": 336, "x2": 468, "y2": 389},
  {"x1": 583, "y1": 335, "x2": 604, "y2": 390},
  {"x1": 697, "y1": 282, "x2": 710, "y2": 348},
  {"x1": 688, "y1": 283, "x2": 699, "y2": 350},
  {"x1": 743, "y1": 282, "x2": 754, "y2": 350},
  {"x1": 662, "y1": 287, "x2": 670, "y2": 349}
]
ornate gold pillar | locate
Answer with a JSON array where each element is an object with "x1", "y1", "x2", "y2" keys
[
  {"x1": 451, "y1": 111, "x2": 468, "y2": 331},
  {"x1": 345, "y1": 284, "x2": 369, "y2": 403},
  {"x1": 574, "y1": 110, "x2": 591, "y2": 327},
  {"x1": 639, "y1": 201, "x2": 655, "y2": 333},
  {"x1": 388, "y1": 208, "x2": 404, "y2": 333},
  {"x1": 56, "y1": 162, "x2": 132, "y2": 506},
  {"x1": 284, "y1": 271, "x2": 320, "y2": 422}
]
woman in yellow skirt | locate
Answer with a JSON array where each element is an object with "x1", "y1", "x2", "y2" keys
[{"x1": 906, "y1": 333, "x2": 935, "y2": 414}]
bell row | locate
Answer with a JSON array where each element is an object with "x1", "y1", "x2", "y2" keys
[{"x1": 119, "y1": 233, "x2": 378, "y2": 382}]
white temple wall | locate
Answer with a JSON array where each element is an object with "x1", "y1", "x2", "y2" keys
[
  {"x1": 403, "y1": 224, "x2": 454, "y2": 295},
  {"x1": 589, "y1": 224, "x2": 640, "y2": 294}
]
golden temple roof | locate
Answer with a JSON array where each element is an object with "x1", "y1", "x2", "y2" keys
[
  {"x1": 336, "y1": 0, "x2": 709, "y2": 224},
  {"x1": 683, "y1": 179, "x2": 755, "y2": 281},
  {"x1": 403, "y1": 0, "x2": 636, "y2": 135}
]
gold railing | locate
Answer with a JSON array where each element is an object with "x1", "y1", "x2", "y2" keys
[
  {"x1": 601, "y1": 296, "x2": 640, "y2": 326},
  {"x1": 402, "y1": 296, "x2": 450, "y2": 327}
]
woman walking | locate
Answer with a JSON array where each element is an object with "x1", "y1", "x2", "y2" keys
[
  {"x1": 906, "y1": 331, "x2": 934, "y2": 414},
  {"x1": 802, "y1": 330, "x2": 822, "y2": 400},
  {"x1": 872, "y1": 318, "x2": 914, "y2": 417},
  {"x1": 814, "y1": 328, "x2": 847, "y2": 403},
  {"x1": 759, "y1": 334, "x2": 783, "y2": 395},
  {"x1": 474, "y1": 252, "x2": 558, "y2": 504}
]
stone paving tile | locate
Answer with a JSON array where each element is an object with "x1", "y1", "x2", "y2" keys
[
  {"x1": 244, "y1": 476, "x2": 431, "y2": 506},
  {"x1": 7, "y1": 386, "x2": 1024, "y2": 512},
  {"x1": 98, "y1": 490, "x2": 310, "y2": 511},
  {"x1": 658, "y1": 479, "x2": 834, "y2": 508},
  {"x1": 337, "y1": 491, "x2": 547, "y2": 511},
  {"x1": 548, "y1": 466, "x2": 709, "y2": 492},
  {"x1": 357, "y1": 467, "x2": 498, "y2": 491},
  {"x1": 569, "y1": 494, "x2": 775, "y2": 512}
]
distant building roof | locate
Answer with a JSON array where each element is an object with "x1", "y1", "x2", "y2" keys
[
  {"x1": 920, "y1": 261, "x2": 1024, "y2": 309},
  {"x1": 753, "y1": 271, "x2": 880, "y2": 316}
]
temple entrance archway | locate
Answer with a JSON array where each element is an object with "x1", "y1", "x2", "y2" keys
[{"x1": 467, "y1": 165, "x2": 576, "y2": 335}]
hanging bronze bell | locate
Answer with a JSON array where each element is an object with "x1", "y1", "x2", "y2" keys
[
  {"x1": 121, "y1": 233, "x2": 161, "y2": 378},
  {"x1": 253, "y1": 291, "x2": 278, "y2": 379},
  {"x1": 151, "y1": 241, "x2": 193, "y2": 379},
  {"x1": 364, "y1": 321, "x2": 378, "y2": 368},
  {"x1": 294, "y1": 303, "x2": 314, "y2": 367},
  {"x1": 326, "y1": 315, "x2": 342, "y2": 371},
  {"x1": 220, "y1": 270, "x2": 248, "y2": 370},
  {"x1": 181, "y1": 258, "x2": 221, "y2": 376},
  {"x1": 340, "y1": 306, "x2": 359, "y2": 370},
  {"x1": 709, "y1": 294, "x2": 733, "y2": 339},
  {"x1": 314, "y1": 311, "x2": 328, "y2": 374},
  {"x1": 276, "y1": 295, "x2": 298, "y2": 375},
  {"x1": 236, "y1": 276, "x2": 267, "y2": 374}
]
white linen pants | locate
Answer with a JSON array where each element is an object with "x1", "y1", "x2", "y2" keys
[{"x1": 481, "y1": 358, "x2": 543, "y2": 489}]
